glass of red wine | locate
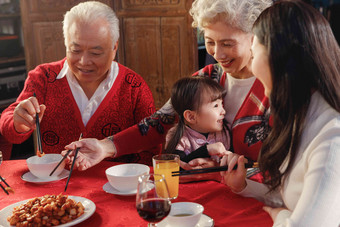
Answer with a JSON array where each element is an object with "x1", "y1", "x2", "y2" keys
[{"x1": 136, "y1": 173, "x2": 171, "y2": 226}]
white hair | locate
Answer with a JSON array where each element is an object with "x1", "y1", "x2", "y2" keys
[
  {"x1": 190, "y1": 0, "x2": 272, "y2": 33},
  {"x1": 63, "y1": 1, "x2": 119, "y2": 48}
]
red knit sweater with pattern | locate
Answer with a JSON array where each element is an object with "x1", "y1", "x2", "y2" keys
[
  {"x1": 0, "y1": 58, "x2": 157, "y2": 164},
  {"x1": 114, "y1": 64, "x2": 270, "y2": 162}
]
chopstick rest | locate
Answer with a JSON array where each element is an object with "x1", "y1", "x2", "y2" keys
[{"x1": 172, "y1": 161, "x2": 258, "y2": 177}]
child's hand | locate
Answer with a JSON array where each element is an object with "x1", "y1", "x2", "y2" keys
[{"x1": 207, "y1": 142, "x2": 231, "y2": 157}]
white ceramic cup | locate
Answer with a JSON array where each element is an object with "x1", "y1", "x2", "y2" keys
[
  {"x1": 26, "y1": 153, "x2": 65, "y2": 179},
  {"x1": 105, "y1": 163, "x2": 150, "y2": 192},
  {"x1": 165, "y1": 202, "x2": 204, "y2": 227}
]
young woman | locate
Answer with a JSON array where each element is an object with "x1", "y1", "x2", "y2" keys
[
  {"x1": 64, "y1": 0, "x2": 272, "y2": 172},
  {"x1": 165, "y1": 76, "x2": 230, "y2": 163},
  {"x1": 222, "y1": 1, "x2": 340, "y2": 226}
]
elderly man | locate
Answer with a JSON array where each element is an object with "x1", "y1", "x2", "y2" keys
[{"x1": 0, "y1": 1, "x2": 156, "y2": 164}]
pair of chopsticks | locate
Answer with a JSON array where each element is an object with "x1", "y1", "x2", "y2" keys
[
  {"x1": 49, "y1": 133, "x2": 83, "y2": 192},
  {"x1": 172, "y1": 161, "x2": 258, "y2": 177},
  {"x1": 0, "y1": 175, "x2": 13, "y2": 195},
  {"x1": 33, "y1": 93, "x2": 44, "y2": 157}
]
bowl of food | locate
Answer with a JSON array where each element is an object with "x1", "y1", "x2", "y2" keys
[
  {"x1": 165, "y1": 202, "x2": 204, "y2": 227},
  {"x1": 105, "y1": 164, "x2": 150, "y2": 192},
  {"x1": 26, "y1": 153, "x2": 65, "y2": 179}
]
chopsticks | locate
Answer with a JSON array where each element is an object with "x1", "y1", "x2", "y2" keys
[
  {"x1": 64, "y1": 133, "x2": 83, "y2": 192},
  {"x1": 0, "y1": 175, "x2": 13, "y2": 195},
  {"x1": 172, "y1": 161, "x2": 258, "y2": 177},
  {"x1": 50, "y1": 133, "x2": 83, "y2": 177},
  {"x1": 49, "y1": 149, "x2": 71, "y2": 176},
  {"x1": 33, "y1": 92, "x2": 44, "y2": 157}
]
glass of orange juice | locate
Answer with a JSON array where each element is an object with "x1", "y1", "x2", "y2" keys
[{"x1": 152, "y1": 154, "x2": 180, "y2": 200}]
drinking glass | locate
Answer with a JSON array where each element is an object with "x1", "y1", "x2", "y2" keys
[
  {"x1": 152, "y1": 154, "x2": 180, "y2": 199},
  {"x1": 136, "y1": 173, "x2": 171, "y2": 227}
]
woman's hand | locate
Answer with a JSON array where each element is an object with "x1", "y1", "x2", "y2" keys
[
  {"x1": 263, "y1": 206, "x2": 287, "y2": 222},
  {"x1": 13, "y1": 96, "x2": 46, "y2": 133},
  {"x1": 220, "y1": 154, "x2": 247, "y2": 192},
  {"x1": 62, "y1": 137, "x2": 116, "y2": 171},
  {"x1": 179, "y1": 158, "x2": 221, "y2": 183}
]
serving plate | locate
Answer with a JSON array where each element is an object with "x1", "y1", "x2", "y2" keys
[{"x1": 0, "y1": 196, "x2": 96, "y2": 227}]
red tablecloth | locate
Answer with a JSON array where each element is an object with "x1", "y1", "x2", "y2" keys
[{"x1": 0, "y1": 160, "x2": 272, "y2": 226}]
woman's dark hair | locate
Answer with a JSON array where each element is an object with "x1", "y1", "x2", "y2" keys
[
  {"x1": 165, "y1": 76, "x2": 226, "y2": 154},
  {"x1": 253, "y1": 0, "x2": 340, "y2": 191}
]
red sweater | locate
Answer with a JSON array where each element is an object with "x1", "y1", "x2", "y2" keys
[
  {"x1": 0, "y1": 58, "x2": 157, "y2": 164},
  {"x1": 114, "y1": 64, "x2": 270, "y2": 162}
]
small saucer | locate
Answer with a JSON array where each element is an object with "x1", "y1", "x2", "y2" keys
[
  {"x1": 102, "y1": 182, "x2": 137, "y2": 196},
  {"x1": 157, "y1": 214, "x2": 214, "y2": 227},
  {"x1": 21, "y1": 169, "x2": 69, "y2": 184}
]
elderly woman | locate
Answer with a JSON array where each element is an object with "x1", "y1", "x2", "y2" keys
[
  {"x1": 222, "y1": 0, "x2": 340, "y2": 226},
  {"x1": 64, "y1": 0, "x2": 272, "y2": 173},
  {"x1": 0, "y1": 1, "x2": 156, "y2": 164}
]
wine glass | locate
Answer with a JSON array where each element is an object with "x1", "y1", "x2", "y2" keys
[{"x1": 136, "y1": 173, "x2": 171, "y2": 227}]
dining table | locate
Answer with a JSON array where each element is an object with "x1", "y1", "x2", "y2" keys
[{"x1": 0, "y1": 159, "x2": 273, "y2": 227}]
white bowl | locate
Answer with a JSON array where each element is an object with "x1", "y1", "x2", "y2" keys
[
  {"x1": 105, "y1": 164, "x2": 150, "y2": 192},
  {"x1": 166, "y1": 202, "x2": 204, "y2": 227},
  {"x1": 26, "y1": 153, "x2": 65, "y2": 179}
]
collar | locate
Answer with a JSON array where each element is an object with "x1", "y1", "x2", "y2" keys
[{"x1": 184, "y1": 125, "x2": 217, "y2": 145}]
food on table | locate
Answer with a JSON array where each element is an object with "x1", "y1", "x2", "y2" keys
[
  {"x1": 5, "y1": 186, "x2": 14, "y2": 193},
  {"x1": 7, "y1": 194, "x2": 84, "y2": 226},
  {"x1": 36, "y1": 150, "x2": 45, "y2": 157}
]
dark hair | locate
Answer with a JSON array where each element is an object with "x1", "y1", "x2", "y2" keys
[
  {"x1": 165, "y1": 76, "x2": 226, "y2": 154},
  {"x1": 253, "y1": 0, "x2": 340, "y2": 191}
]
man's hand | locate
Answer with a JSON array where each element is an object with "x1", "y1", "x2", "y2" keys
[{"x1": 13, "y1": 96, "x2": 46, "y2": 133}]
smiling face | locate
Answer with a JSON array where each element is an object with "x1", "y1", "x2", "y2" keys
[
  {"x1": 204, "y1": 21, "x2": 253, "y2": 79},
  {"x1": 66, "y1": 19, "x2": 118, "y2": 87},
  {"x1": 251, "y1": 36, "x2": 272, "y2": 97},
  {"x1": 189, "y1": 91, "x2": 226, "y2": 134}
]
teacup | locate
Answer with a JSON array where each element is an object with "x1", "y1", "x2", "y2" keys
[
  {"x1": 105, "y1": 164, "x2": 150, "y2": 192},
  {"x1": 165, "y1": 202, "x2": 204, "y2": 227},
  {"x1": 26, "y1": 153, "x2": 65, "y2": 179}
]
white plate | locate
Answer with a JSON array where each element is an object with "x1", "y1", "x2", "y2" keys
[
  {"x1": 157, "y1": 214, "x2": 214, "y2": 227},
  {"x1": 21, "y1": 169, "x2": 69, "y2": 184},
  {"x1": 0, "y1": 196, "x2": 96, "y2": 227},
  {"x1": 102, "y1": 182, "x2": 137, "y2": 196}
]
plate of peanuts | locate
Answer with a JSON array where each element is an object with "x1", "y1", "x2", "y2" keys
[{"x1": 0, "y1": 194, "x2": 95, "y2": 226}]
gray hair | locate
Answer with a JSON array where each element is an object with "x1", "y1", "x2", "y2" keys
[
  {"x1": 63, "y1": 1, "x2": 119, "y2": 48},
  {"x1": 190, "y1": 0, "x2": 272, "y2": 33}
]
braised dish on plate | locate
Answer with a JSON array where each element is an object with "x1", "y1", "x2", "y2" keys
[{"x1": 7, "y1": 194, "x2": 84, "y2": 226}]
